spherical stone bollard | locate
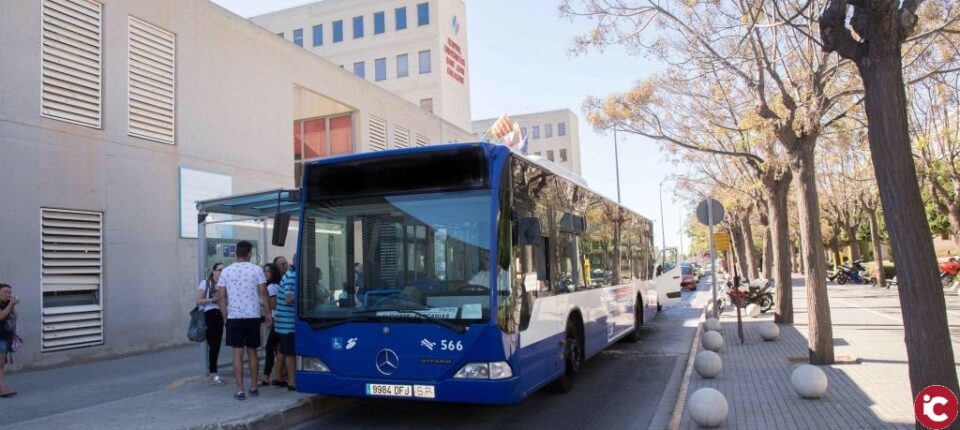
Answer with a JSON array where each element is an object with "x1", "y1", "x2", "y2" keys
[
  {"x1": 688, "y1": 387, "x2": 729, "y2": 427},
  {"x1": 694, "y1": 350, "x2": 723, "y2": 379},
  {"x1": 746, "y1": 303, "x2": 762, "y2": 318},
  {"x1": 791, "y1": 364, "x2": 828, "y2": 399},
  {"x1": 702, "y1": 330, "x2": 724, "y2": 352},
  {"x1": 759, "y1": 322, "x2": 779, "y2": 341},
  {"x1": 704, "y1": 317, "x2": 721, "y2": 332}
]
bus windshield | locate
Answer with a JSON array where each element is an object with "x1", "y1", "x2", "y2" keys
[{"x1": 299, "y1": 190, "x2": 493, "y2": 325}]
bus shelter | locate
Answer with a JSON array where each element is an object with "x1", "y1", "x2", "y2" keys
[{"x1": 195, "y1": 188, "x2": 300, "y2": 280}]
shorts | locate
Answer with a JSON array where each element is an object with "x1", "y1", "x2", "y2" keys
[
  {"x1": 0, "y1": 339, "x2": 8, "y2": 354},
  {"x1": 225, "y1": 318, "x2": 262, "y2": 349},
  {"x1": 277, "y1": 332, "x2": 296, "y2": 355}
]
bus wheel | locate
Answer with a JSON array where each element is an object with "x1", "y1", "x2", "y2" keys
[
  {"x1": 627, "y1": 299, "x2": 643, "y2": 342},
  {"x1": 550, "y1": 319, "x2": 583, "y2": 393}
]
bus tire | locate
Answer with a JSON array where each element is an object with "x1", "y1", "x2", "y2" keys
[
  {"x1": 627, "y1": 298, "x2": 643, "y2": 342},
  {"x1": 550, "y1": 319, "x2": 583, "y2": 393}
]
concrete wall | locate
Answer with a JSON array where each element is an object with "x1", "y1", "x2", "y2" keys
[
  {"x1": 0, "y1": 0, "x2": 473, "y2": 370},
  {"x1": 250, "y1": 0, "x2": 472, "y2": 131}
]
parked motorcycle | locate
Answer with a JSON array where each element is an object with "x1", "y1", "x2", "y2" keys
[
  {"x1": 828, "y1": 259, "x2": 871, "y2": 285},
  {"x1": 723, "y1": 278, "x2": 774, "y2": 313},
  {"x1": 939, "y1": 258, "x2": 960, "y2": 288}
]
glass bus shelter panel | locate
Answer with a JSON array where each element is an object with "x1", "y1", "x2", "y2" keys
[{"x1": 201, "y1": 218, "x2": 266, "y2": 275}]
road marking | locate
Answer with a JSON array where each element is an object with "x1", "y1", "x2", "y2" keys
[
  {"x1": 165, "y1": 375, "x2": 200, "y2": 390},
  {"x1": 667, "y1": 303, "x2": 707, "y2": 430},
  {"x1": 831, "y1": 298, "x2": 903, "y2": 324}
]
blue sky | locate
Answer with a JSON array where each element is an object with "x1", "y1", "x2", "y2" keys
[{"x1": 212, "y1": 0, "x2": 690, "y2": 253}]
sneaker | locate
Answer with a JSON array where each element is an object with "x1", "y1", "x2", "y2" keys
[
  {"x1": 248, "y1": 388, "x2": 259, "y2": 397},
  {"x1": 234, "y1": 391, "x2": 246, "y2": 401},
  {"x1": 208, "y1": 375, "x2": 225, "y2": 386}
]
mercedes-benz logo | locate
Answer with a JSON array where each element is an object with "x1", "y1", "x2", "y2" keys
[{"x1": 375, "y1": 348, "x2": 399, "y2": 375}]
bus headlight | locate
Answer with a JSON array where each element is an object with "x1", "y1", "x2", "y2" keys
[
  {"x1": 297, "y1": 356, "x2": 330, "y2": 373},
  {"x1": 453, "y1": 361, "x2": 512, "y2": 380}
]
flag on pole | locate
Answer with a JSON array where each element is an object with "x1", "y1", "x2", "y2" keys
[{"x1": 488, "y1": 114, "x2": 513, "y2": 142}]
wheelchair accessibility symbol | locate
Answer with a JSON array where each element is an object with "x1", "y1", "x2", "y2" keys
[{"x1": 915, "y1": 385, "x2": 958, "y2": 429}]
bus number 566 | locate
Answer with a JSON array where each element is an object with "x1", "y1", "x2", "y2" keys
[{"x1": 440, "y1": 340, "x2": 463, "y2": 351}]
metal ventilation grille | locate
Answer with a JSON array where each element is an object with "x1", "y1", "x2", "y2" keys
[
  {"x1": 128, "y1": 16, "x2": 176, "y2": 144},
  {"x1": 369, "y1": 115, "x2": 387, "y2": 151},
  {"x1": 41, "y1": 208, "x2": 104, "y2": 352},
  {"x1": 41, "y1": 0, "x2": 102, "y2": 128},
  {"x1": 393, "y1": 126, "x2": 410, "y2": 148},
  {"x1": 415, "y1": 134, "x2": 429, "y2": 147}
]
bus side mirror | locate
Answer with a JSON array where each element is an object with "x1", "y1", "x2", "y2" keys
[
  {"x1": 272, "y1": 213, "x2": 290, "y2": 246},
  {"x1": 518, "y1": 218, "x2": 542, "y2": 246},
  {"x1": 655, "y1": 264, "x2": 663, "y2": 276}
]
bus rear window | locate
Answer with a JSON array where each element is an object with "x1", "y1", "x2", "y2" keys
[{"x1": 305, "y1": 146, "x2": 489, "y2": 200}]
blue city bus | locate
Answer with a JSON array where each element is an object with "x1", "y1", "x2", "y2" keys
[{"x1": 293, "y1": 143, "x2": 681, "y2": 404}]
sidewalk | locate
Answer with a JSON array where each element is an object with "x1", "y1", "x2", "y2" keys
[
  {"x1": 674, "y1": 276, "x2": 957, "y2": 429},
  {"x1": 0, "y1": 344, "x2": 343, "y2": 429}
]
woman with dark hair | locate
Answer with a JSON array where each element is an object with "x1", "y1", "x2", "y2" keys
[
  {"x1": 197, "y1": 263, "x2": 226, "y2": 385},
  {"x1": 0, "y1": 283, "x2": 18, "y2": 397},
  {"x1": 261, "y1": 263, "x2": 284, "y2": 386}
]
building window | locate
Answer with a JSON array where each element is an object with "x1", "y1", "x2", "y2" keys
[
  {"x1": 545, "y1": 124, "x2": 553, "y2": 138},
  {"x1": 397, "y1": 54, "x2": 409, "y2": 77},
  {"x1": 417, "y1": 2, "x2": 430, "y2": 26},
  {"x1": 395, "y1": 7, "x2": 407, "y2": 30},
  {"x1": 375, "y1": 58, "x2": 387, "y2": 81},
  {"x1": 353, "y1": 16, "x2": 364, "y2": 39},
  {"x1": 312, "y1": 24, "x2": 323, "y2": 46},
  {"x1": 293, "y1": 28, "x2": 303, "y2": 46},
  {"x1": 534, "y1": 151, "x2": 541, "y2": 156},
  {"x1": 521, "y1": 127, "x2": 527, "y2": 138},
  {"x1": 419, "y1": 50, "x2": 431, "y2": 74},
  {"x1": 532, "y1": 126, "x2": 541, "y2": 139},
  {"x1": 293, "y1": 114, "x2": 354, "y2": 183},
  {"x1": 374, "y1": 11, "x2": 385, "y2": 34},
  {"x1": 128, "y1": 16, "x2": 176, "y2": 144},
  {"x1": 560, "y1": 149, "x2": 568, "y2": 162},
  {"x1": 547, "y1": 150, "x2": 554, "y2": 161},
  {"x1": 558, "y1": 122, "x2": 566, "y2": 136},
  {"x1": 353, "y1": 61, "x2": 365, "y2": 78},
  {"x1": 333, "y1": 20, "x2": 343, "y2": 42},
  {"x1": 420, "y1": 98, "x2": 433, "y2": 113},
  {"x1": 42, "y1": 0, "x2": 103, "y2": 129}
]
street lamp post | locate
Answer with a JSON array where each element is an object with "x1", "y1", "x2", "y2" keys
[{"x1": 658, "y1": 179, "x2": 667, "y2": 253}]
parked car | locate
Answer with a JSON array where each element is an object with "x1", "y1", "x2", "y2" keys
[{"x1": 681, "y1": 262, "x2": 697, "y2": 290}]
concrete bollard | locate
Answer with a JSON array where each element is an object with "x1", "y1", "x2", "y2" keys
[
  {"x1": 704, "y1": 318, "x2": 721, "y2": 332},
  {"x1": 702, "y1": 330, "x2": 724, "y2": 352},
  {"x1": 791, "y1": 365, "x2": 828, "y2": 399},
  {"x1": 694, "y1": 350, "x2": 722, "y2": 379},
  {"x1": 759, "y1": 322, "x2": 779, "y2": 341},
  {"x1": 688, "y1": 387, "x2": 729, "y2": 427},
  {"x1": 746, "y1": 303, "x2": 761, "y2": 318}
]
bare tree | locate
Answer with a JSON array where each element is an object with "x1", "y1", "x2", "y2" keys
[{"x1": 821, "y1": 0, "x2": 960, "y2": 407}]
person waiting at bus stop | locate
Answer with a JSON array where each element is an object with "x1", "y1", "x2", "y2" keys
[{"x1": 274, "y1": 258, "x2": 297, "y2": 390}]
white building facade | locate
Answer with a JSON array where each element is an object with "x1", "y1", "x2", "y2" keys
[
  {"x1": 473, "y1": 109, "x2": 582, "y2": 175},
  {"x1": 1, "y1": 0, "x2": 472, "y2": 370},
  {"x1": 250, "y1": 0, "x2": 472, "y2": 132}
]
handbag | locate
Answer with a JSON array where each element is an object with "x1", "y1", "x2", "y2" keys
[{"x1": 187, "y1": 306, "x2": 207, "y2": 342}]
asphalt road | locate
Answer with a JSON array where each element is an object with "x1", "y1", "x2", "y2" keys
[{"x1": 293, "y1": 281, "x2": 706, "y2": 430}]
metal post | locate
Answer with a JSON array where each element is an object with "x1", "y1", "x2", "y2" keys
[
  {"x1": 614, "y1": 128, "x2": 622, "y2": 204},
  {"x1": 197, "y1": 214, "x2": 208, "y2": 378},
  {"x1": 678, "y1": 207, "x2": 684, "y2": 259},
  {"x1": 708, "y1": 201, "x2": 718, "y2": 319}
]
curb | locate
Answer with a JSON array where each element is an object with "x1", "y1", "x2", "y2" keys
[
  {"x1": 191, "y1": 395, "x2": 357, "y2": 430},
  {"x1": 667, "y1": 301, "x2": 708, "y2": 430}
]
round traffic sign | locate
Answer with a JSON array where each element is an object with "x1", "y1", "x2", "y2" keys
[{"x1": 696, "y1": 199, "x2": 725, "y2": 226}]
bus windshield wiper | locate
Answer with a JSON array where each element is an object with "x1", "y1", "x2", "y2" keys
[
  {"x1": 306, "y1": 315, "x2": 376, "y2": 330},
  {"x1": 354, "y1": 308, "x2": 467, "y2": 334}
]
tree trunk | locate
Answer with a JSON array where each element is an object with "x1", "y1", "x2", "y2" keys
[
  {"x1": 846, "y1": 224, "x2": 861, "y2": 262},
  {"x1": 763, "y1": 227, "x2": 773, "y2": 279},
  {"x1": 731, "y1": 223, "x2": 749, "y2": 281},
  {"x1": 741, "y1": 213, "x2": 760, "y2": 279},
  {"x1": 764, "y1": 169, "x2": 793, "y2": 324},
  {"x1": 830, "y1": 238, "x2": 842, "y2": 270},
  {"x1": 790, "y1": 144, "x2": 834, "y2": 364},
  {"x1": 858, "y1": 31, "x2": 959, "y2": 401},
  {"x1": 948, "y1": 203, "x2": 960, "y2": 250},
  {"x1": 796, "y1": 241, "x2": 804, "y2": 274},
  {"x1": 867, "y1": 208, "x2": 887, "y2": 289}
]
